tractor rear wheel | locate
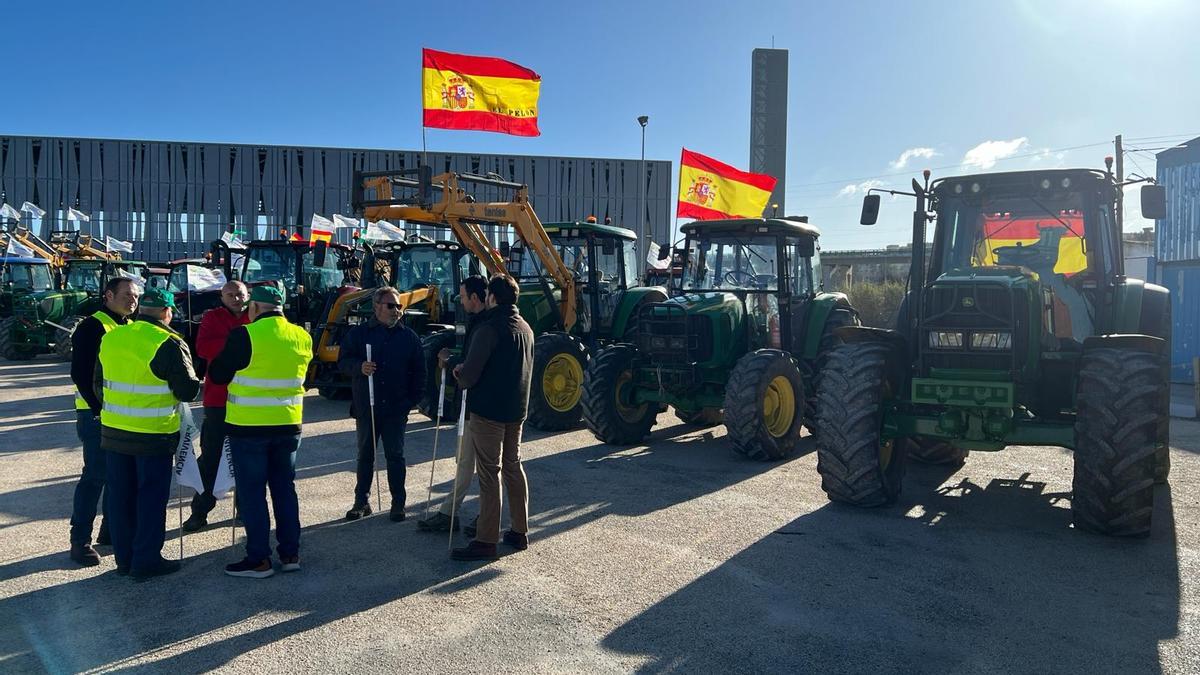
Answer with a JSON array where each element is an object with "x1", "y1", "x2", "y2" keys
[
  {"x1": 802, "y1": 306, "x2": 860, "y2": 436},
  {"x1": 527, "y1": 333, "x2": 589, "y2": 431},
  {"x1": 1072, "y1": 346, "x2": 1159, "y2": 537},
  {"x1": 815, "y1": 342, "x2": 905, "y2": 506},
  {"x1": 0, "y1": 317, "x2": 37, "y2": 361},
  {"x1": 724, "y1": 350, "x2": 806, "y2": 461},
  {"x1": 581, "y1": 345, "x2": 657, "y2": 444},
  {"x1": 54, "y1": 316, "x2": 86, "y2": 361},
  {"x1": 674, "y1": 407, "x2": 723, "y2": 427},
  {"x1": 417, "y1": 330, "x2": 458, "y2": 422},
  {"x1": 904, "y1": 438, "x2": 967, "y2": 466}
]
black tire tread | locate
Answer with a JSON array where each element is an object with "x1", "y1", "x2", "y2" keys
[
  {"x1": 801, "y1": 306, "x2": 860, "y2": 435},
  {"x1": 724, "y1": 350, "x2": 805, "y2": 461},
  {"x1": 0, "y1": 317, "x2": 37, "y2": 361},
  {"x1": 527, "y1": 333, "x2": 589, "y2": 431},
  {"x1": 581, "y1": 345, "x2": 657, "y2": 444}
]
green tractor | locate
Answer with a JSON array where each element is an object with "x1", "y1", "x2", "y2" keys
[
  {"x1": 507, "y1": 220, "x2": 669, "y2": 430},
  {"x1": 815, "y1": 165, "x2": 1171, "y2": 536},
  {"x1": 0, "y1": 256, "x2": 65, "y2": 360},
  {"x1": 50, "y1": 258, "x2": 150, "y2": 360},
  {"x1": 581, "y1": 217, "x2": 859, "y2": 460}
]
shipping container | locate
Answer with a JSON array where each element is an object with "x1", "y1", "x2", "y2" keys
[{"x1": 1159, "y1": 262, "x2": 1200, "y2": 383}]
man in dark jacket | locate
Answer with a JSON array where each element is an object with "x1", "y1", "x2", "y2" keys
[
  {"x1": 338, "y1": 286, "x2": 426, "y2": 521},
  {"x1": 67, "y1": 276, "x2": 138, "y2": 567},
  {"x1": 450, "y1": 274, "x2": 534, "y2": 561},
  {"x1": 95, "y1": 288, "x2": 201, "y2": 580}
]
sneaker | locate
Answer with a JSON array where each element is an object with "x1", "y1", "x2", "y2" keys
[
  {"x1": 131, "y1": 559, "x2": 182, "y2": 582},
  {"x1": 345, "y1": 502, "x2": 372, "y2": 521},
  {"x1": 450, "y1": 540, "x2": 498, "y2": 561},
  {"x1": 462, "y1": 516, "x2": 478, "y2": 538},
  {"x1": 416, "y1": 512, "x2": 460, "y2": 532},
  {"x1": 503, "y1": 530, "x2": 529, "y2": 551},
  {"x1": 70, "y1": 544, "x2": 101, "y2": 567},
  {"x1": 279, "y1": 556, "x2": 300, "y2": 573},
  {"x1": 181, "y1": 513, "x2": 208, "y2": 532},
  {"x1": 95, "y1": 521, "x2": 111, "y2": 546},
  {"x1": 225, "y1": 558, "x2": 275, "y2": 578}
]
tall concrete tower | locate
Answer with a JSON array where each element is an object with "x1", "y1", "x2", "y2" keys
[{"x1": 750, "y1": 48, "x2": 788, "y2": 216}]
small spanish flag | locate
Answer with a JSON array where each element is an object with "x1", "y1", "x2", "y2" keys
[
  {"x1": 422, "y1": 48, "x2": 541, "y2": 137},
  {"x1": 309, "y1": 214, "x2": 334, "y2": 247},
  {"x1": 677, "y1": 149, "x2": 778, "y2": 220}
]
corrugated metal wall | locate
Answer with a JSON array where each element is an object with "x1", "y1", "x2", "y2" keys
[
  {"x1": 1160, "y1": 262, "x2": 1200, "y2": 382},
  {"x1": 1157, "y1": 161, "x2": 1200, "y2": 263},
  {"x1": 0, "y1": 136, "x2": 672, "y2": 261}
]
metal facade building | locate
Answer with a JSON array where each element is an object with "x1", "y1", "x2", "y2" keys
[
  {"x1": 0, "y1": 135, "x2": 672, "y2": 261},
  {"x1": 1156, "y1": 135, "x2": 1200, "y2": 382},
  {"x1": 750, "y1": 48, "x2": 788, "y2": 215}
]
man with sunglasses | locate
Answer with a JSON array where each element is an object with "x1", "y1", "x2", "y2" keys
[{"x1": 338, "y1": 286, "x2": 426, "y2": 521}]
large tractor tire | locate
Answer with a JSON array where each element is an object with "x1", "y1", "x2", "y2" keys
[
  {"x1": 1072, "y1": 345, "x2": 1159, "y2": 537},
  {"x1": 417, "y1": 330, "x2": 458, "y2": 422},
  {"x1": 54, "y1": 315, "x2": 86, "y2": 361},
  {"x1": 0, "y1": 317, "x2": 37, "y2": 361},
  {"x1": 674, "y1": 407, "x2": 723, "y2": 427},
  {"x1": 527, "y1": 333, "x2": 589, "y2": 431},
  {"x1": 801, "y1": 306, "x2": 861, "y2": 435},
  {"x1": 724, "y1": 350, "x2": 806, "y2": 461},
  {"x1": 581, "y1": 344, "x2": 658, "y2": 444},
  {"x1": 904, "y1": 438, "x2": 967, "y2": 466},
  {"x1": 814, "y1": 342, "x2": 905, "y2": 506}
]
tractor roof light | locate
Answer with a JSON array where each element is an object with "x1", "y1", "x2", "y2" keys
[
  {"x1": 954, "y1": 183, "x2": 964, "y2": 194},
  {"x1": 1040, "y1": 178, "x2": 1053, "y2": 190},
  {"x1": 1060, "y1": 177, "x2": 1071, "y2": 188},
  {"x1": 970, "y1": 182, "x2": 982, "y2": 194}
]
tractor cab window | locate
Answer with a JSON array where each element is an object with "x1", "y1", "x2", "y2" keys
[
  {"x1": 936, "y1": 192, "x2": 1091, "y2": 279},
  {"x1": 683, "y1": 235, "x2": 779, "y2": 291},
  {"x1": 301, "y1": 247, "x2": 343, "y2": 291},
  {"x1": 167, "y1": 265, "x2": 188, "y2": 292},
  {"x1": 591, "y1": 239, "x2": 622, "y2": 288},
  {"x1": 65, "y1": 263, "x2": 103, "y2": 292},
  {"x1": 513, "y1": 237, "x2": 588, "y2": 282},
  {"x1": 244, "y1": 246, "x2": 295, "y2": 287},
  {"x1": 394, "y1": 247, "x2": 455, "y2": 291},
  {"x1": 785, "y1": 241, "x2": 817, "y2": 295},
  {"x1": 7, "y1": 264, "x2": 54, "y2": 291},
  {"x1": 622, "y1": 240, "x2": 641, "y2": 288}
]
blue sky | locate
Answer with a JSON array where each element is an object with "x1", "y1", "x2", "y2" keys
[{"x1": 6, "y1": 0, "x2": 1198, "y2": 248}]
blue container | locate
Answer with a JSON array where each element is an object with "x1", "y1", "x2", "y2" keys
[{"x1": 1159, "y1": 262, "x2": 1200, "y2": 383}]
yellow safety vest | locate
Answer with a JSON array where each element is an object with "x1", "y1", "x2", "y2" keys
[
  {"x1": 75, "y1": 310, "x2": 121, "y2": 411},
  {"x1": 98, "y1": 321, "x2": 181, "y2": 434},
  {"x1": 226, "y1": 316, "x2": 312, "y2": 427}
]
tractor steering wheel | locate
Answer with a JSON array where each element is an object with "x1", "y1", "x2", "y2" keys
[{"x1": 723, "y1": 269, "x2": 759, "y2": 287}]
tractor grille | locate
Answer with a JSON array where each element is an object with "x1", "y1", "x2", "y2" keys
[
  {"x1": 637, "y1": 303, "x2": 713, "y2": 363},
  {"x1": 921, "y1": 282, "x2": 1029, "y2": 373}
]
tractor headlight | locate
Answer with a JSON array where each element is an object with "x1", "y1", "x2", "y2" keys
[
  {"x1": 928, "y1": 331, "x2": 964, "y2": 348},
  {"x1": 669, "y1": 337, "x2": 686, "y2": 350},
  {"x1": 969, "y1": 331, "x2": 1012, "y2": 350},
  {"x1": 650, "y1": 336, "x2": 667, "y2": 349}
]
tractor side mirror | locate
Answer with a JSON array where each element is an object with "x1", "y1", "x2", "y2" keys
[
  {"x1": 1141, "y1": 184, "x2": 1167, "y2": 221},
  {"x1": 313, "y1": 240, "x2": 328, "y2": 268},
  {"x1": 797, "y1": 237, "x2": 816, "y2": 258},
  {"x1": 657, "y1": 243, "x2": 670, "y2": 260},
  {"x1": 499, "y1": 240, "x2": 511, "y2": 258},
  {"x1": 418, "y1": 164, "x2": 434, "y2": 206},
  {"x1": 860, "y1": 194, "x2": 881, "y2": 225}
]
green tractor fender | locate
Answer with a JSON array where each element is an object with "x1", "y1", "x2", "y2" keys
[
  {"x1": 799, "y1": 292, "x2": 854, "y2": 360},
  {"x1": 1112, "y1": 277, "x2": 1171, "y2": 338},
  {"x1": 611, "y1": 286, "x2": 668, "y2": 339}
]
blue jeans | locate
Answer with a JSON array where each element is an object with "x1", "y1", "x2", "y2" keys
[
  {"x1": 105, "y1": 451, "x2": 172, "y2": 572},
  {"x1": 70, "y1": 412, "x2": 107, "y2": 545},
  {"x1": 229, "y1": 434, "x2": 301, "y2": 563}
]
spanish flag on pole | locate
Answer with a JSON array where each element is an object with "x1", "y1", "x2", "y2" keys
[
  {"x1": 422, "y1": 48, "x2": 541, "y2": 137},
  {"x1": 677, "y1": 149, "x2": 777, "y2": 220}
]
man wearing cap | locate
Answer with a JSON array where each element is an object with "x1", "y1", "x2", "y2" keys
[
  {"x1": 67, "y1": 276, "x2": 139, "y2": 567},
  {"x1": 208, "y1": 284, "x2": 312, "y2": 578},
  {"x1": 94, "y1": 287, "x2": 201, "y2": 580},
  {"x1": 182, "y1": 280, "x2": 249, "y2": 532}
]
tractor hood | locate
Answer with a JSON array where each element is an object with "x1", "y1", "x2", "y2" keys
[
  {"x1": 933, "y1": 266, "x2": 1032, "y2": 288},
  {"x1": 661, "y1": 292, "x2": 744, "y2": 318}
]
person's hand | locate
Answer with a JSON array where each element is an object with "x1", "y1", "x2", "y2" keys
[
  {"x1": 361, "y1": 361, "x2": 377, "y2": 376},
  {"x1": 452, "y1": 364, "x2": 463, "y2": 380},
  {"x1": 437, "y1": 347, "x2": 451, "y2": 365}
]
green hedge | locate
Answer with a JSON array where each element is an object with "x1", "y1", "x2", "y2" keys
[{"x1": 846, "y1": 281, "x2": 906, "y2": 328}]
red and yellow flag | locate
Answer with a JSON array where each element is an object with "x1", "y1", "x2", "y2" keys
[
  {"x1": 676, "y1": 149, "x2": 778, "y2": 220},
  {"x1": 422, "y1": 48, "x2": 541, "y2": 137},
  {"x1": 975, "y1": 211, "x2": 1087, "y2": 275}
]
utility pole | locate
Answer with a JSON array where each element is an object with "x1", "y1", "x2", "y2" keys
[
  {"x1": 638, "y1": 115, "x2": 649, "y2": 246},
  {"x1": 1115, "y1": 134, "x2": 1124, "y2": 228}
]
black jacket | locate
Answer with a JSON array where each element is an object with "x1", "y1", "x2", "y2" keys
[
  {"x1": 457, "y1": 305, "x2": 534, "y2": 423},
  {"x1": 338, "y1": 317, "x2": 425, "y2": 417},
  {"x1": 71, "y1": 306, "x2": 129, "y2": 415},
  {"x1": 94, "y1": 317, "x2": 201, "y2": 456},
  {"x1": 207, "y1": 309, "x2": 304, "y2": 437}
]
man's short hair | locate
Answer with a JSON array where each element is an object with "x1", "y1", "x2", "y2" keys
[
  {"x1": 486, "y1": 274, "x2": 519, "y2": 306},
  {"x1": 373, "y1": 286, "x2": 402, "y2": 304},
  {"x1": 460, "y1": 275, "x2": 487, "y2": 303},
  {"x1": 104, "y1": 277, "x2": 134, "y2": 296}
]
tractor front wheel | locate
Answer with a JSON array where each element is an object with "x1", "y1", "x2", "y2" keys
[
  {"x1": 54, "y1": 316, "x2": 86, "y2": 361},
  {"x1": 724, "y1": 350, "x2": 806, "y2": 461},
  {"x1": 0, "y1": 317, "x2": 37, "y2": 361},
  {"x1": 581, "y1": 345, "x2": 657, "y2": 444},
  {"x1": 527, "y1": 333, "x2": 589, "y2": 431},
  {"x1": 814, "y1": 342, "x2": 905, "y2": 506}
]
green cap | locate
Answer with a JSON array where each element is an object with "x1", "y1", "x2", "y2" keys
[
  {"x1": 140, "y1": 287, "x2": 177, "y2": 309},
  {"x1": 250, "y1": 284, "x2": 285, "y2": 306}
]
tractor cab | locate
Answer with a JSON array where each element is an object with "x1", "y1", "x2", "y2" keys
[
  {"x1": 238, "y1": 239, "x2": 356, "y2": 327},
  {"x1": 1, "y1": 257, "x2": 56, "y2": 316}
]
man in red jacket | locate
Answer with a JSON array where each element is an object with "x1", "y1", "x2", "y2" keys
[{"x1": 182, "y1": 280, "x2": 249, "y2": 531}]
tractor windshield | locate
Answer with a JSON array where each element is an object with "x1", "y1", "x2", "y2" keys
[
  {"x1": 65, "y1": 263, "x2": 103, "y2": 292},
  {"x1": 244, "y1": 246, "x2": 293, "y2": 286},
  {"x1": 513, "y1": 237, "x2": 590, "y2": 282},
  {"x1": 394, "y1": 247, "x2": 456, "y2": 290},
  {"x1": 936, "y1": 192, "x2": 1092, "y2": 278},
  {"x1": 6, "y1": 263, "x2": 55, "y2": 291},
  {"x1": 683, "y1": 235, "x2": 779, "y2": 291}
]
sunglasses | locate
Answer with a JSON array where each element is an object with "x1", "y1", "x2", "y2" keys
[{"x1": 378, "y1": 302, "x2": 402, "y2": 309}]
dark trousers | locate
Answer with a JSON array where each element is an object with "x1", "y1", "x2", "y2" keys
[
  {"x1": 353, "y1": 410, "x2": 408, "y2": 507},
  {"x1": 105, "y1": 451, "x2": 172, "y2": 572},
  {"x1": 229, "y1": 434, "x2": 301, "y2": 563},
  {"x1": 190, "y1": 406, "x2": 226, "y2": 516},
  {"x1": 70, "y1": 411, "x2": 107, "y2": 545}
]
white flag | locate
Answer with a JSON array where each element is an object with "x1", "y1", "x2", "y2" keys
[
  {"x1": 104, "y1": 235, "x2": 134, "y2": 253},
  {"x1": 20, "y1": 202, "x2": 46, "y2": 219},
  {"x1": 645, "y1": 240, "x2": 670, "y2": 270},
  {"x1": 113, "y1": 267, "x2": 145, "y2": 288},
  {"x1": 66, "y1": 208, "x2": 90, "y2": 222},
  {"x1": 363, "y1": 221, "x2": 405, "y2": 241},
  {"x1": 220, "y1": 231, "x2": 246, "y2": 248},
  {"x1": 333, "y1": 213, "x2": 360, "y2": 229},
  {"x1": 214, "y1": 436, "x2": 236, "y2": 498},
  {"x1": 0, "y1": 203, "x2": 21, "y2": 221},
  {"x1": 185, "y1": 265, "x2": 226, "y2": 291},
  {"x1": 173, "y1": 405, "x2": 205, "y2": 493},
  {"x1": 310, "y1": 213, "x2": 334, "y2": 232},
  {"x1": 5, "y1": 239, "x2": 35, "y2": 258}
]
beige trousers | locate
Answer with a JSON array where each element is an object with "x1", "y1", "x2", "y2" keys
[{"x1": 468, "y1": 414, "x2": 529, "y2": 544}]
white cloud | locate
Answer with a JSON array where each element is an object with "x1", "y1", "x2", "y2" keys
[
  {"x1": 890, "y1": 147, "x2": 938, "y2": 170},
  {"x1": 962, "y1": 137, "x2": 1029, "y2": 169},
  {"x1": 1030, "y1": 147, "x2": 1066, "y2": 165},
  {"x1": 837, "y1": 179, "x2": 884, "y2": 198}
]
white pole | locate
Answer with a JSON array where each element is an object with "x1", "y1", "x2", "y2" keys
[
  {"x1": 367, "y1": 343, "x2": 382, "y2": 512},
  {"x1": 448, "y1": 388, "x2": 468, "y2": 551},
  {"x1": 424, "y1": 367, "x2": 448, "y2": 520}
]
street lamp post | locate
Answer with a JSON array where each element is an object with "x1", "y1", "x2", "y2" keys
[{"x1": 637, "y1": 115, "x2": 649, "y2": 249}]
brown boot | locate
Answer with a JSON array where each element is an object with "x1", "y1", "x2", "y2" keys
[{"x1": 70, "y1": 544, "x2": 101, "y2": 567}]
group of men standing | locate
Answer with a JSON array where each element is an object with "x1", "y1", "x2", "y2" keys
[{"x1": 67, "y1": 270, "x2": 535, "y2": 578}]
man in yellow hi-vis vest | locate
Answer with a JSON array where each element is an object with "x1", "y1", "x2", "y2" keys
[
  {"x1": 68, "y1": 276, "x2": 138, "y2": 567},
  {"x1": 94, "y1": 287, "x2": 200, "y2": 580},
  {"x1": 208, "y1": 284, "x2": 312, "y2": 579}
]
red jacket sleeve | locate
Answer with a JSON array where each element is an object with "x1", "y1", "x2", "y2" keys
[{"x1": 195, "y1": 309, "x2": 228, "y2": 362}]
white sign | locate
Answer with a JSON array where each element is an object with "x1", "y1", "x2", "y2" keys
[
  {"x1": 645, "y1": 240, "x2": 669, "y2": 270},
  {"x1": 333, "y1": 214, "x2": 360, "y2": 229},
  {"x1": 185, "y1": 265, "x2": 227, "y2": 291},
  {"x1": 363, "y1": 221, "x2": 405, "y2": 241}
]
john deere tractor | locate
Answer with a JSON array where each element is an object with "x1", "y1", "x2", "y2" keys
[
  {"x1": 42, "y1": 258, "x2": 149, "y2": 361},
  {"x1": 581, "y1": 217, "x2": 859, "y2": 460},
  {"x1": 0, "y1": 256, "x2": 63, "y2": 360},
  {"x1": 815, "y1": 164, "x2": 1171, "y2": 536}
]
